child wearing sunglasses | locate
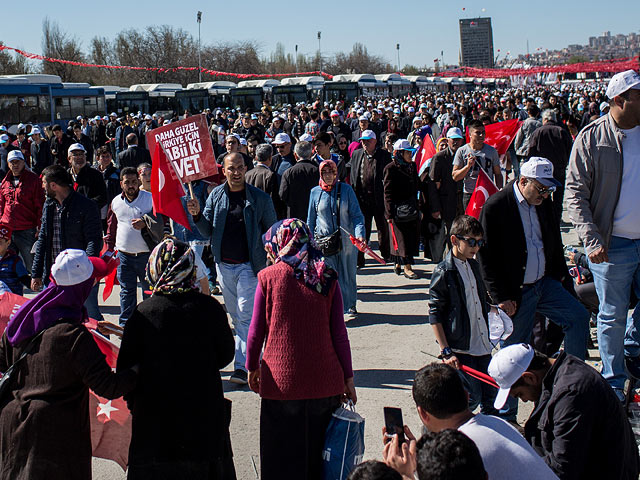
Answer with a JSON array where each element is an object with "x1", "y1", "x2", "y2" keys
[{"x1": 428, "y1": 214, "x2": 501, "y2": 415}]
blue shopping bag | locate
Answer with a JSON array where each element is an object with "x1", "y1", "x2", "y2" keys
[{"x1": 322, "y1": 401, "x2": 365, "y2": 480}]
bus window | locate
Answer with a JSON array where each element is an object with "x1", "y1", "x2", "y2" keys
[
  {"x1": 70, "y1": 97, "x2": 84, "y2": 119},
  {"x1": 38, "y1": 95, "x2": 51, "y2": 123},
  {"x1": 83, "y1": 96, "x2": 100, "y2": 118},
  {"x1": 54, "y1": 97, "x2": 71, "y2": 121},
  {"x1": 0, "y1": 96, "x2": 19, "y2": 124},
  {"x1": 21, "y1": 96, "x2": 40, "y2": 124}
]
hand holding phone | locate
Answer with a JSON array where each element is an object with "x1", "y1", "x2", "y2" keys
[{"x1": 384, "y1": 407, "x2": 405, "y2": 444}]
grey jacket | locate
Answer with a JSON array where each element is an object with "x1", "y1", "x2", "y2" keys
[
  {"x1": 514, "y1": 117, "x2": 542, "y2": 157},
  {"x1": 565, "y1": 114, "x2": 624, "y2": 255}
]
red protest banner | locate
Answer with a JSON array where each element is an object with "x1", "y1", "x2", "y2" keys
[{"x1": 146, "y1": 114, "x2": 217, "y2": 184}]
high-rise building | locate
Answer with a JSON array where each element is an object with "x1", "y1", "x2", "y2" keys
[{"x1": 459, "y1": 17, "x2": 494, "y2": 68}]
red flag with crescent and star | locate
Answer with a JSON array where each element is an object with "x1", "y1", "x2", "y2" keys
[
  {"x1": 465, "y1": 168, "x2": 499, "y2": 219},
  {"x1": 150, "y1": 143, "x2": 191, "y2": 230},
  {"x1": 415, "y1": 133, "x2": 437, "y2": 178},
  {"x1": 465, "y1": 118, "x2": 522, "y2": 156},
  {"x1": 0, "y1": 297, "x2": 132, "y2": 471}
]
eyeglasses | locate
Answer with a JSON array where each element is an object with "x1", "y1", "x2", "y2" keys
[
  {"x1": 455, "y1": 235, "x2": 486, "y2": 248},
  {"x1": 70, "y1": 152, "x2": 86, "y2": 157}
]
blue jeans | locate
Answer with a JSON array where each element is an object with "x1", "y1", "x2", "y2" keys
[
  {"x1": 11, "y1": 228, "x2": 36, "y2": 274},
  {"x1": 217, "y1": 262, "x2": 258, "y2": 372},
  {"x1": 85, "y1": 283, "x2": 103, "y2": 321},
  {"x1": 118, "y1": 252, "x2": 150, "y2": 326},
  {"x1": 456, "y1": 353, "x2": 498, "y2": 416},
  {"x1": 504, "y1": 275, "x2": 589, "y2": 360},
  {"x1": 588, "y1": 236, "x2": 640, "y2": 390}
]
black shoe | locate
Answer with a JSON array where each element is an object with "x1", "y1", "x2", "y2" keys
[
  {"x1": 403, "y1": 271, "x2": 418, "y2": 280},
  {"x1": 394, "y1": 264, "x2": 401, "y2": 275},
  {"x1": 625, "y1": 355, "x2": 640, "y2": 381},
  {"x1": 229, "y1": 369, "x2": 248, "y2": 385}
]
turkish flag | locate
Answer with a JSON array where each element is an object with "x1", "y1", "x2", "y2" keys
[
  {"x1": 150, "y1": 144, "x2": 191, "y2": 230},
  {"x1": 415, "y1": 133, "x2": 437, "y2": 178},
  {"x1": 0, "y1": 298, "x2": 132, "y2": 471},
  {"x1": 466, "y1": 119, "x2": 522, "y2": 156},
  {"x1": 465, "y1": 168, "x2": 499, "y2": 219},
  {"x1": 87, "y1": 327, "x2": 131, "y2": 471}
]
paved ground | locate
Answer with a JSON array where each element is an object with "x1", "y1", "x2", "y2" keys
[{"x1": 89, "y1": 206, "x2": 589, "y2": 479}]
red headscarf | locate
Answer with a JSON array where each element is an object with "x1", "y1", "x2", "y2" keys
[{"x1": 319, "y1": 160, "x2": 338, "y2": 192}]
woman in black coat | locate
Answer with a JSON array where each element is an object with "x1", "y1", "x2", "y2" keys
[
  {"x1": 383, "y1": 139, "x2": 421, "y2": 279},
  {"x1": 117, "y1": 238, "x2": 236, "y2": 479}
]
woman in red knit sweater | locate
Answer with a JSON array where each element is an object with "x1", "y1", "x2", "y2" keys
[{"x1": 246, "y1": 218, "x2": 357, "y2": 480}]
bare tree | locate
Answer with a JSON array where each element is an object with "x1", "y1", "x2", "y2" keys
[
  {"x1": 329, "y1": 43, "x2": 393, "y2": 74},
  {"x1": 41, "y1": 18, "x2": 87, "y2": 82},
  {"x1": 0, "y1": 42, "x2": 31, "y2": 75}
]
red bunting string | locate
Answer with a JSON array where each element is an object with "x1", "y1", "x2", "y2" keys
[
  {"x1": 436, "y1": 56, "x2": 639, "y2": 78},
  {"x1": 0, "y1": 44, "x2": 334, "y2": 80},
  {"x1": 2, "y1": 44, "x2": 637, "y2": 80}
]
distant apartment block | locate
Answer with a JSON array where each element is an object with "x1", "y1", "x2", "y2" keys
[{"x1": 459, "y1": 17, "x2": 494, "y2": 68}]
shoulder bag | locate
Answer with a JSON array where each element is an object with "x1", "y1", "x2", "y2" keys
[{"x1": 315, "y1": 183, "x2": 342, "y2": 257}]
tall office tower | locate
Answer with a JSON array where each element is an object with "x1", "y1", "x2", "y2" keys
[{"x1": 459, "y1": 17, "x2": 495, "y2": 68}]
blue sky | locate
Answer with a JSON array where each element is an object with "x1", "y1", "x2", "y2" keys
[{"x1": 2, "y1": 0, "x2": 639, "y2": 71}]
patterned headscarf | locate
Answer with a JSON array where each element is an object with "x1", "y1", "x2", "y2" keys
[
  {"x1": 262, "y1": 218, "x2": 337, "y2": 296},
  {"x1": 319, "y1": 159, "x2": 339, "y2": 192},
  {"x1": 146, "y1": 237, "x2": 197, "y2": 295}
]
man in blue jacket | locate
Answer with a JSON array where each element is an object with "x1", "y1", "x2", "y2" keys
[{"x1": 190, "y1": 153, "x2": 277, "y2": 385}]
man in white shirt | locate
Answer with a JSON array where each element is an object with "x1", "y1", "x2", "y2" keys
[
  {"x1": 105, "y1": 166, "x2": 153, "y2": 325},
  {"x1": 383, "y1": 363, "x2": 559, "y2": 480}
]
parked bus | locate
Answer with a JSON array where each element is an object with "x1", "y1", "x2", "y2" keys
[
  {"x1": 324, "y1": 74, "x2": 382, "y2": 104},
  {"x1": 116, "y1": 83, "x2": 181, "y2": 118},
  {"x1": 375, "y1": 73, "x2": 412, "y2": 97},
  {"x1": 0, "y1": 74, "x2": 105, "y2": 129},
  {"x1": 175, "y1": 81, "x2": 236, "y2": 114},
  {"x1": 272, "y1": 76, "x2": 325, "y2": 107},
  {"x1": 232, "y1": 79, "x2": 279, "y2": 112},
  {"x1": 93, "y1": 85, "x2": 128, "y2": 114}
]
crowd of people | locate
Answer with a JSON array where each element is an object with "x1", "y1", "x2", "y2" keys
[{"x1": 0, "y1": 69, "x2": 639, "y2": 480}]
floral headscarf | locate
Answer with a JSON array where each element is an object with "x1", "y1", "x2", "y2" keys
[
  {"x1": 146, "y1": 237, "x2": 197, "y2": 295},
  {"x1": 319, "y1": 159, "x2": 339, "y2": 192},
  {"x1": 262, "y1": 218, "x2": 337, "y2": 296}
]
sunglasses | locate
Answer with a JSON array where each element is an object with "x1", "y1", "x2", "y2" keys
[
  {"x1": 455, "y1": 235, "x2": 486, "y2": 248},
  {"x1": 532, "y1": 183, "x2": 556, "y2": 195}
]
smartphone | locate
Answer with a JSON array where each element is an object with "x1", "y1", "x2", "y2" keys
[{"x1": 383, "y1": 407, "x2": 405, "y2": 444}]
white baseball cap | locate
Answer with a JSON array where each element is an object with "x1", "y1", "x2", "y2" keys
[
  {"x1": 299, "y1": 133, "x2": 313, "y2": 142},
  {"x1": 68, "y1": 143, "x2": 86, "y2": 155},
  {"x1": 358, "y1": 115, "x2": 369, "y2": 122},
  {"x1": 606, "y1": 70, "x2": 640, "y2": 99},
  {"x1": 393, "y1": 139, "x2": 416, "y2": 153},
  {"x1": 0, "y1": 134, "x2": 8, "y2": 143},
  {"x1": 520, "y1": 157, "x2": 562, "y2": 188},
  {"x1": 488, "y1": 343, "x2": 534, "y2": 410},
  {"x1": 272, "y1": 133, "x2": 291, "y2": 145},
  {"x1": 144, "y1": 114, "x2": 152, "y2": 120},
  {"x1": 29, "y1": 127, "x2": 41, "y2": 136},
  {"x1": 358, "y1": 130, "x2": 376, "y2": 141},
  {"x1": 330, "y1": 110, "x2": 340, "y2": 117},
  {"x1": 446, "y1": 127, "x2": 464, "y2": 139},
  {"x1": 51, "y1": 249, "x2": 107, "y2": 286},
  {"x1": 7, "y1": 150, "x2": 25, "y2": 162}
]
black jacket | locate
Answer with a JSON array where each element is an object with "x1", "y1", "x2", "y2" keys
[
  {"x1": 527, "y1": 122, "x2": 573, "y2": 180},
  {"x1": 524, "y1": 352, "x2": 639, "y2": 480},
  {"x1": 69, "y1": 164, "x2": 108, "y2": 210},
  {"x1": 245, "y1": 164, "x2": 284, "y2": 218},
  {"x1": 478, "y1": 181, "x2": 568, "y2": 305},
  {"x1": 30, "y1": 141, "x2": 53, "y2": 175},
  {"x1": 100, "y1": 164, "x2": 122, "y2": 205},
  {"x1": 72, "y1": 133, "x2": 94, "y2": 160},
  {"x1": 279, "y1": 159, "x2": 319, "y2": 222},
  {"x1": 117, "y1": 145, "x2": 152, "y2": 170},
  {"x1": 429, "y1": 147, "x2": 462, "y2": 224},
  {"x1": 49, "y1": 133, "x2": 74, "y2": 167},
  {"x1": 350, "y1": 148, "x2": 391, "y2": 208},
  {"x1": 428, "y1": 252, "x2": 491, "y2": 351},
  {"x1": 32, "y1": 190, "x2": 103, "y2": 281}
]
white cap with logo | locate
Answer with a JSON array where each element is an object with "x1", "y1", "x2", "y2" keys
[
  {"x1": 488, "y1": 343, "x2": 534, "y2": 410},
  {"x1": 272, "y1": 133, "x2": 291, "y2": 145},
  {"x1": 520, "y1": 157, "x2": 562, "y2": 188},
  {"x1": 7, "y1": 150, "x2": 25, "y2": 162},
  {"x1": 358, "y1": 130, "x2": 376, "y2": 141},
  {"x1": 68, "y1": 143, "x2": 86, "y2": 155},
  {"x1": 606, "y1": 69, "x2": 640, "y2": 99}
]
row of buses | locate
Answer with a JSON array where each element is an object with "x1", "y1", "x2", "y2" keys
[{"x1": 0, "y1": 73, "x2": 509, "y2": 129}]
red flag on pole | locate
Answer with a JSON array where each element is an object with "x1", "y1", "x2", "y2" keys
[
  {"x1": 150, "y1": 144, "x2": 191, "y2": 230},
  {"x1": 464, "y1": 168, "x2": 499, "y2": 219},
  {"x1": 415, "y1": 133, "x2": 437, "y2": 178},
  {"x1": 465, "y1": 119, "x2": 522, "y2": 156}
]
